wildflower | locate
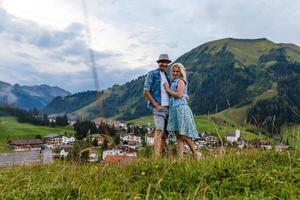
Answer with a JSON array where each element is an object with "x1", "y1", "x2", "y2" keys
[
  {"x1": 133, "y1": 195, "x2": 141, "y2": 200},
  {"x1": 155, "y1": 165, "x2": 159, "y2": 168},
  {"x1": 103, "y1": 198, "x2": 111, "y2": 200},
  {"x1": 141, "y1": 171, "x2": 146, "y2": 176}
]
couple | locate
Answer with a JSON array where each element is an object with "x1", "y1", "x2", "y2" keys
[{"x1": 144, "y1": 54, "x2": 201, "y2": 159}]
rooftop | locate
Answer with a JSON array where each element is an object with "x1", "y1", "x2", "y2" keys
[{"x1": 8, "y1": 139, "x2": 43, "y2": 145}]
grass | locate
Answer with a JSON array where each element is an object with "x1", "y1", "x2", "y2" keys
[
  {"x1": 212, "y1": 82, "x2": 277, "y2": 125},
  {"x1": 0, "y1": 149, "x2": 299, "y2": 199},
  {"x1": 129, "y1": 115, "x2": 267, "y2": 142},
  {"x1": 0, "y1": 116, "x2": 74, "y2": 153},
  {"x1": 281, "y1": 125, "x2": 300, "y2": 148}
]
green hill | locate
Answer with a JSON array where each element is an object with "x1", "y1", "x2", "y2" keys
[
  {"x1": 0, "y1": 149, "x2": 299, "y2": 199},
  {"x1": 0, "y1": 116, "x2": 74, "y2": 152},
  {"x1": 44, "y1": 38, "x2": 300, "y2": 135}
]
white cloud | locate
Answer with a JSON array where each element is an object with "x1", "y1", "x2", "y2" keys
[{"x1": 1, "y1": 0, "x2": 300, "y2": 93}]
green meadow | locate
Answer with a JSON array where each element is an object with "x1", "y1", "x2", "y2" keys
[
  {"x1": 129, "y1": 114, "x2": 269, "y2": 142},
  {"x1": 0, "y1": 149, "x2": 299, "y2": 199},
  {"x1": 0, "y1": 116, "x2": 74, "y2": 152}
]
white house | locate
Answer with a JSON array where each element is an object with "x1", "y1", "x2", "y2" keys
[
  {"x1": 62, "y1": 136, "x2": 75, "y2": 144},
  {"x1": 45, "y1": 134, "x2": 64, "y2": 148},
  {"x1": 58, "y1": 144, "x2": 73, "y2": 158},
  {"x1": 102, "y1": 145, "x2": 137, "y2": 160},
  {"x1": 226, "y1": 128, "x2": 241, "y2": 143},
  {"x1": 91, "y1": 134, "x2": 105, "y2": 145},
  {"x1": 145, "y1": 132, "x2": 155, "y2": 146},
  {"x1": 120, "y1": 134, "x2": 142, "y2": 146}
]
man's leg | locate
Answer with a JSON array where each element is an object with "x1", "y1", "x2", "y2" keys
[
  {"x1": 154, "y1": 129, "x2": 163, "y2": 158},
  {"x1": 161, "y1": 107, "x2": 169, "y2": 156},
  {"x1": 153, "y1": 111, "x2": 165, "y2": 158}
]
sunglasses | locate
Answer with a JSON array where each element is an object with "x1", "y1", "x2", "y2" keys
[{"x1": 158, "y1": 61, "x2": 169, "y2": 64}]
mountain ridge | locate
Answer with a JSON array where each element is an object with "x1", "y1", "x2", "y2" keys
[
  {"x1": 44, "y1": 38, "x2": 300, "y2": 127},
  {"x1": 0, "y1": 81, "x2": 71, "y2": 110}
]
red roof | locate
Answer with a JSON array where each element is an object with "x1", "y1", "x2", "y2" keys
[
  {"x1": 104, "y1": 155, "x2": 137, "y2": 164},
  {"x1": 8, "y1": 139, "x2": 42, "y2": 145}
]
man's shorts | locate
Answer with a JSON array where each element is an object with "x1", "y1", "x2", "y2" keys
[{"x1": 153, "y1": 106, "x2": 169, "y2": 131}]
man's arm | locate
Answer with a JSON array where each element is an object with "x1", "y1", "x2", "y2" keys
[
  {"x1": 143, "y1": 71, "x2": 161, "y2": 110},
  {"x1": 144, "y1": 90, "x2": 160, "y2": 110}
]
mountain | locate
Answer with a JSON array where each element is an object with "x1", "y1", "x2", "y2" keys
[
  {"x1": 42, "y1": 91, "x2": 98, "y2": 116},
  {"x1": 45, "y1": 38, "x2": 300, "y2": 131},
  {"x1": 0, "y1": 81, "x2": 71, "y2": 110}
]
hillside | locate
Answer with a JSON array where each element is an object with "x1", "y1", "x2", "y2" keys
[
  {"x1": 42, "y1": 91, "x2": 98, "y2": 116},
  {"x1": 44, "y1": 38, "x2": 300, "y2": 128},
  {"x1": 0, "y1": 149, "x2": 299, "y2": 199},
  {"x1": 128, "y1": 115, "x2": 271, "y2": 143},
  {"x1": 0, "y1": 81, "x2": 70, "y2": 110},
  {"x1": 0, "y1": 116, "x2": 74, "y2": 152}
]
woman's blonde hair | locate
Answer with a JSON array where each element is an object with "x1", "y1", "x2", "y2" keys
[{"x1": 170, "y1": 63, "x2": 187, "y2": 82}]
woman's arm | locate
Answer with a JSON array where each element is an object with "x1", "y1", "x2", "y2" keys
[{"x1": 164, "y1": 80, "x2": 185, "y2": 98}]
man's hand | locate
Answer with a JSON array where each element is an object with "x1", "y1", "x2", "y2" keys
[{"x1": 154, "y1": 104, "x2": 162, "y2": 111}]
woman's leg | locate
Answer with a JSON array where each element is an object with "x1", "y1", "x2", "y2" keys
[
  {"x1": 181, "y1": 135, "x2": 197, "y2": 157},
  {"x1": 175, "y1": 132, "x2": 183, "y2": 159}
]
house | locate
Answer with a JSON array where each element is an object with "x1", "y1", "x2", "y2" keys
[
  {"x1": 120, "y1": 134, "x2": 142, "y2": 146},
  {"x1": 194, "y1": 139, "x2": 208, "y2": 149},
  {"x1": 226, "y1": 129, "x2": 241, "y2": 144},
  {"x1": 102, "y1": 145, "x2": 137, "y2": 160},
  {"x1": 226, "y1": 133, "x2": 237, "y2": 143},
  {"x1": 93, "y1": 117, "x2": 127, "y2": 130},
  {"x1": 58, "y1": 144, "x2": 73, "y2": 158},
  {"x1": 44, "y1": 134, "x2": 64, "y2": 148},
  {"x1": 79, "y1": 147, "x2": 99, "y2": 162},
  {"x1": 145, "y1": 131, "x2": 155, "y2": 146},
  {"x1": 259, "y1": 140, "x2": 272, "y2": 150},
  {"x1": 88, "y1": 148, "x2": 98, "y2": 162},
  {"x1": 8, "y1": 139, "x2": 43, "y2": 151},
  {"x1": 62, "y1": 136, "x2": 75, "y2": 144},
  {"x1": 201, "y1": 132, "x2": 219, "y2": 146},
  {"x1": 91, "y1": 134, "x2": 105, "y2": 145},
  {"x1": 118, "y1": 145, "x2": 137, "y2": 156},
  {"x1": 104, "y1": 155, "x2": 138, "y2": 164},
  {"x1": 275, "y1": 144, "x2": 289, "y2": 152}
]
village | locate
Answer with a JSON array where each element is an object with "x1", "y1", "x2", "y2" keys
[{"x1": 0, "y1": 116, "x2": 293, "y2": 166}]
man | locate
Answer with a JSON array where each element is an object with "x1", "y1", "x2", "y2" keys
[{"x1": 144, "y1": 54, "x2": 172, "y2": 158}]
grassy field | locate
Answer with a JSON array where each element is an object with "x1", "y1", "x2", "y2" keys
[
  {"x1": 281, "y1": 125, "x2": 300, "y2": 148},
  {"x1": 0, "y1": 149, "x2": 299, "y2": 199},
  {"x1": 129, "y1": 115, "x2": 268, "y2": 142},
  {"x1": 0, "y1": 116, "x2": 74, "y2": 153}
]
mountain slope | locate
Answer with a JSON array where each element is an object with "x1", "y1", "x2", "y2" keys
[
  {"x1": 0, "y1": 81, "x2": 70, "y2": 110},
  {"x1": 45, "y1": 38, "x2": 300, "y2": 123},
  {"x1": 42, "y1": 91, "x2": 98, "y2": 116}
]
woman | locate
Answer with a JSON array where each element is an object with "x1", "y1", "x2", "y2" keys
[{"x1": 164, "y1": 63, "x2": 201, "y2": 159}]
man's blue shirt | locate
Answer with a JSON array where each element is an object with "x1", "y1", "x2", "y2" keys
[{"x1": 144, "y1": 68, "x2": 171, "y2": 111}]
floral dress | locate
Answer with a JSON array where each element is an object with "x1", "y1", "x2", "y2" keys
[{"x1": 167, "y1": 78, "x2": 199, "y2": 142}]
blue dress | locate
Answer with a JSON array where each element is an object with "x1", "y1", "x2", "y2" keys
[{"x1": 167, "y1": 78, "x2": 199, "y2": 142}]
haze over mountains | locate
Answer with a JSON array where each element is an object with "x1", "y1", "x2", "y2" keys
[{"x1": 0, "y1": 81, "x2": 70, "y2": 110}]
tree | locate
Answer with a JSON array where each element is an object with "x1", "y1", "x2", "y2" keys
[
  {"x1": 91, "y1": 138, "x2": 98, "y2": 147},
  {"x1": 35, "y1": 134, "x2": 42, "y2": 139},
  {"x1": 113, "y1": 134, "x2": 120, "y2": 145},
  {"x1": 102, "y1": 138, "x2": 108, "y2": 150},
  {"x1": 55, "y1": 114, "x2": 69, "y2": 126},
  {"x1": 74, "y1": 120, "x2": 98, "y2": 140}
]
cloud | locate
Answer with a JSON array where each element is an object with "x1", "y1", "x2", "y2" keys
[
  {"x1": 0, "y1": 0, "x2": 300, "y2": 93},
  {"x1": 0, "y1": 83, "x2": 17, "y2": 104}
]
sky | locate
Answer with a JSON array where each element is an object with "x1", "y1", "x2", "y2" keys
[{"x1": 0, "y1": 0, "x2": 300, "y2": 93}]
